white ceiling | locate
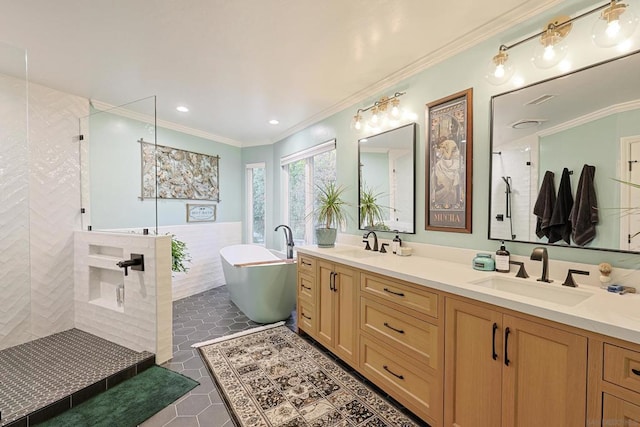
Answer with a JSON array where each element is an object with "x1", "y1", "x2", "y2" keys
[{"x1": 0, "y1": 0, "x2": 562, "y2": 146}]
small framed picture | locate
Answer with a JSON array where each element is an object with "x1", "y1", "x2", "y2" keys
[
  {"x1": 186, "y1": 204, "x2": 217, "y2": 222},
  {"x1": 425, "y1": 88, "x2": 473, "y2": 233}
]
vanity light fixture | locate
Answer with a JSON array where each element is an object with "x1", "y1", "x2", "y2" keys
[
  {"x1": 531, "y1": 16, "x2": 572, "y2": 69},
  {"x1": 592, "y1": 0, "x2": 639, "y2": 47},
  {"x1": 485, "y1": 0, "x2": 639, "y2": 85},
  {"x1": 351, "y1": 91, "x2": 413, "y2": 133}
]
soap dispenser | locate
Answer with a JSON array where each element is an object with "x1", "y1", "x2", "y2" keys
[
  {"x1": 495, "y1": 241, "x2": 510, "y2": 273},
  {"x1": 392, "y1": 231, "x2": 402, "y2": 254}
]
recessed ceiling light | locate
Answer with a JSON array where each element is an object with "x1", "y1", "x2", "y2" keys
[
  {"x1": 269, "y1": 119, "x2": 279, "y2": 125},
  {"x1": 176, "y1": 106, "x2": 189, "y2": 112}
]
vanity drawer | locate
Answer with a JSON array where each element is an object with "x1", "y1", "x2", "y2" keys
[
  {"x1": 604, "y1": 344, "x2": 640, "y2": 394},
  {"x1": 298, "y1": 273, "x2": 315, "y2": 304},
  {"x1": 360, "y1": 297, "x2": 438, "y2": 370},
  {"x1": 361, "y1": 273, "x2": 438, "y2": 319},
  {"x1": 360, "y1": 335, "x2": 438, "y2": 423},
  {"x1": 297, "y1": 254, "x2": 316, "y2": 274},
  {"x1": 297, "y1": 300, "x2": 315, "y2": 335}
]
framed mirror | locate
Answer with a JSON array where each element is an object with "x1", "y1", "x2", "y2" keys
[
  {"x1": 489, "y1": 50, "x2": 640, "y2": 253},
  {"x1": 358, "y1": 123, "x2": 416, "y2": 234}
]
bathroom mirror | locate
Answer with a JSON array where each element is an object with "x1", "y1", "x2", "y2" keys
[
  {"x1": 489, "y1": 50, "x2": 640, "y2": 253},
  {"x1": 358, "y1": 123, "x2": 416, "y2": 234}
]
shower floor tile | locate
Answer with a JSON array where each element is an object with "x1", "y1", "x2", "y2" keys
[{"x1": 0, "y1": 328, "x2": 153, "y2": 426}]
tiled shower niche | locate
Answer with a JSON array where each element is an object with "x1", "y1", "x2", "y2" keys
[{"x1": 88, "y1": 244, "x2": 125, "y2": 312}]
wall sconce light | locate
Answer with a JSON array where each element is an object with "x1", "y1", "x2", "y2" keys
[
  {"x1": 531, "y1": 16, "x2": 572, "y2": 69},
  {"x1": 485, "y1": 0, "x2": 639, "y2": 85},
  {"x1": 592, "y1": 0, "x2": 639, "y2": 47},
  {"x1": 351, "y1": 91, "x2": 415, "y2": 133}
]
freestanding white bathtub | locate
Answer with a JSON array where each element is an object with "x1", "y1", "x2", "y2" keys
[{"x1": 219, "y1": 244, "x2": 297, "y2": 323}]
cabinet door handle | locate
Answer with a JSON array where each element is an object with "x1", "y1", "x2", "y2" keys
[
  {"x1": 384, "y1": 322, "x2": 405, "y2": 334},
  {"x1": 632, "y1": 368, "x2": 640, "y2": 376},
  {"x1": 332, "y1": 272, "x2": 338, "y2": 292},
  {"x1": 492, "y1": 322, "x2": 498, "y2": 361},
  {"x1": 383, "y1": 287, "x2": 405, "y2": 297},
  {"x1": 504, "y1": 327, "x2": 511, "y2": 366},
  {"x1": 301, "y1": 284, "x2": 311, "y2": 291},
  {"x1": 383, "y1": 365, "x2": 405, "y2": 380},
  {"x1": 301, "y1": 313, "x2": 311, "y2": 320},
  {"x1": 329, "y1": 272, "x2": 335, "y2": 291}
]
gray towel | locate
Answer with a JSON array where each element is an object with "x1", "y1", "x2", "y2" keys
[
  {"x1": 548, "y1": 168, "x2": 573, "y2": 244},
  {"x1": 570, "y1": 164, "x2": 598, "y2": 246},
  {"x1": 533, "y1": 171, "x2": 556, "y2": 239}
]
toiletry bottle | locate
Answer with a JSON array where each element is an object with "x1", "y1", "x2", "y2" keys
[
  {"x1": 392, "y1": 232, "x2": 402, "y2": 254},
  {"x1": 495, "y1": 241, "x2": 510, "y2": 273}
]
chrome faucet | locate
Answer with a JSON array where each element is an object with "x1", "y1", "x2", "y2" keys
[
  {"x1": 530, "y1": 247, "x2": 552, "y2": 283},
  {"x1": 363, "y1": 231, "x2": 379, "y2": 251},
  {"x1": 275, "y1": 224, "x2": 294, "y2": 259}
]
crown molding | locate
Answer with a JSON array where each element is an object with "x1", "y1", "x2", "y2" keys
[
  {"x1": 537, "y1": 99, "x2": 640, "y2": 137},
  {"x1": 90, "y1": 99, "x2": 245, "y2": 147},
  {"x1": 271, "y1": 0, "x2": 563, "y2": 144}
]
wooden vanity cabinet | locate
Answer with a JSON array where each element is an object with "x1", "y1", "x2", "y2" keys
[
  {"x1": 445, "y1": 297, "x2": 588, "y2": 427},
  {"x1": 297, "y1": 254, "x2": 358, "y2": 367},
  {"x1": 359, "y1": 272, "x2": 443, "y2": 425},
  {"x1": 593, "y1": 339, "x2": 640, "y2": 426}
]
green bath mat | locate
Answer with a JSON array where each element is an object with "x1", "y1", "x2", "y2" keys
[{"x1": 38, "y1": 366, "x2": 198, "y2": 427}]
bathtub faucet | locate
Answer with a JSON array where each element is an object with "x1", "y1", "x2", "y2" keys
[{"x1": 275, "y1": 225, "x2": 294, "y2": 259}]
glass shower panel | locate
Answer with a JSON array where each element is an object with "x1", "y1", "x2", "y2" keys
[
  {"x1": 0, "y1": 42, "x2": 30, "y2": 351},
  {"x1": 79, "y1": 96, "x2": 157, "y2": 233}
]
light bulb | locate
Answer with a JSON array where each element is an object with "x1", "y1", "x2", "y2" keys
[
  {"x1": 391, "y1": 105, "x2": 399, "y2": 117},
  {"x1": 543, "y1": 45, "x2": 555, "y2": 61},
  {"x1": 592, "y1": 1, "x2": 639, "y2": 48},
  {"x1": 485, "y1": 47, "x2": 514, "y2": 85},
  {"x1": 606, "y1": 19, "x2": 622, "y2": 37},
  {"x1": 355, "y1": 120, "x2": 361, "y2": 130},
  {"x1": 371, "y1": 112, "x2": 378, "y2": 124}
]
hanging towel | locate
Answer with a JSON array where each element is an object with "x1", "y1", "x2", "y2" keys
[
  {"x1": 570, "y1": 164, "x2": 598, "y2": 246},
  {"x1": 533, "y1": 171, "x2": 556, "y2": 239},
  {"x1": 548, "y1": 168, "x2": 574, "y2": 244}
]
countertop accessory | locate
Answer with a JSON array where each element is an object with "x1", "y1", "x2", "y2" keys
[
  {"x1": 598, "y1": 262, "x2": 612, "y2": 287},
  {"x1": 607, "y1": 284, "x2": 623, "y2": 293},
  {"x1": 473, "y1": 253, "x2": 495, "y2": 271},
  {"x1": 620, "y1": 286, "x2": 636, "y2": 295},
  {"x1": 509, "y1": 260, "x2": 529, "y2": 278},
  {"x1": 496, "y1": 241, "x2": 510, "y2": 273},
  {"x1": 562, "y1": 269, "x2": 589, "y2": 287},
  {"x1": 397, "y1": 246, "x2": 412, "y2": 256}
]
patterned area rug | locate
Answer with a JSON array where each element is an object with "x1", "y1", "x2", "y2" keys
[{"x1": 198, "y1": 325, "x2": 419, "y2": 426}]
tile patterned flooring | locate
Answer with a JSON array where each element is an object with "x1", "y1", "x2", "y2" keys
[
  {"x1": 142, "y1": 285, "x2": 424, "y2": 427},
  {"x1": 0, "y1": 285, "x2": 422, "y2": 426},
  {"x1": 141, "y1": 285, "x2": 295, "y2": 427},
  {"x1": 0, "y1": 329, "x2": 154, "y2": 426}
]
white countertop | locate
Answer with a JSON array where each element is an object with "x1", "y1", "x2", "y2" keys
[{"x1": 296, "y1": 244, "x2": 640, "y2": 345}]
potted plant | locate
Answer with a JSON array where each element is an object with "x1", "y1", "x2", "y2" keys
[
  {"x1": 359, "y1": 183, "x2": 388, "y2": 230},
  {"x1": 312, "y1": 181, "x2": 349, "y2": 248},
  {"x1": 170, "y1": 235, "x2": 191, "y2": 273}
]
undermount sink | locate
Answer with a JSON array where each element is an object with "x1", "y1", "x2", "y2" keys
[{"x1": 469, "y1": 276, "x2": 594, "y2": 307}]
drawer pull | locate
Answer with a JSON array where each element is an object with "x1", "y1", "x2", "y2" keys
[
  {"x1": 383, "y1": 322, "x2": 405, "y2": 334},
  {"x1": 383, "y1": 365, "x2": 404, "y2": 380},
  {"x1": 632, "y1": 368, "x2": 640, "y2": 376},
  {"x1": 300, "y1": 284, "x2": 311, "y2": 291},
  {"x1": 301, "y1": 313, "x2": 311, "y2": 320},
  {"x1": 383, "y1": 287, "x2": 405, "y2": 297},
  {"x1": 492, "y1": 322, "x2": 498, "y2": 361},
  {"x1": 301, "y1": 260, "x2": 312, "y2": 266},
  {"x1": 504, "y1": 327, "x2": 511, "y2": 367}
]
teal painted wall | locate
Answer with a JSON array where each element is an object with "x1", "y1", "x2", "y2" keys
[
  {"x1": 89, "y1": 109, "x2": 242, "y2": 229},
  {"x1": 263, "y1": 0, "x2": 640, "y2": 268}
]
